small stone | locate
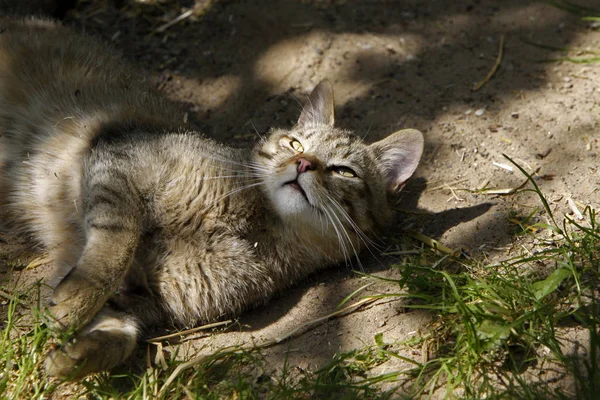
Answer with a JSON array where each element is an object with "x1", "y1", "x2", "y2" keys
[
  {"x1": 564, "y1": 83, "x2": 573, "y2": 89},
  {"x1": 563, "y1": 76, "x2": 572, "y2": 83},
  {"x1": 511, "y1": 112, "x2": 519, "y2": 119},
  {"x1": 475, "y1": 108, "x2": 485, "y2": 117},
  {"x1": 465, "y1": 109, "x2": 473, "y2": 115}
]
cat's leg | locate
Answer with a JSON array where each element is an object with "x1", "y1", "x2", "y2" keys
[
  {"x1": 45, "y1": 307, "x2": 140, "y2": 378},
  {"x1": 48, "y1": 163, "x2": 143, "y2": 331},
  {"x1": 48, "y1": 230, "x2": 139, "y2": 330}
]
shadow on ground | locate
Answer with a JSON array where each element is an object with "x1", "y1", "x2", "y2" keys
[{"x1": 1, "y1": 0, "x2": 598, "y2": 395}]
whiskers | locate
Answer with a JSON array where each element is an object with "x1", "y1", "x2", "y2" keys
[
  {"x1": 195, "y1": 153, "x2": 268, "y2": 203},
  {"x1": 313, "y1": 187, "x2": 383, "y2": 271}
]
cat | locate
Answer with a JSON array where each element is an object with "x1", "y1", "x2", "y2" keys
[{"x1": 0, "y1": 17, "x2": 424, "y2": 378}]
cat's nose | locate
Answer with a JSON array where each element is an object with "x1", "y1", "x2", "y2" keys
[{"x1": 297, "y1": 157, "x2": 314, "y2": 173}]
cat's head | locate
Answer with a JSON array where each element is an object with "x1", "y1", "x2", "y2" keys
[{"x1": 253, "y1": 81, "x2": 423, "y2": 247}]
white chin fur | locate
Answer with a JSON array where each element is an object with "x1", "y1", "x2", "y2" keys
[
  {"x1": 264, "y1": 164, "x2": 322, "y2": 227},
  {"x1": 271, "y1": 185, "x2": 314, "y2": 219}
]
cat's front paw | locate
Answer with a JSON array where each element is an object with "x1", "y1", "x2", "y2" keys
[{"x1": 47, "y1": 277, "x2": 106, "y2": 331}]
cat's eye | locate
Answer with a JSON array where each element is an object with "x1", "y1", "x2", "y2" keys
[
  {"x1": 290, "y1": 139, "x2": 304, "y2": 153},
  {"x1": 333, "y1": 166, "x2": 358, "y2": 178}
]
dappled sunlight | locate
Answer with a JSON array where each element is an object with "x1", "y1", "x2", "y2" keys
[
  {"x1": 1, "y1": 0, "x2": 599, "y2": 397},
  {"x1": 162, "y1": 73, "x2": 242, "y2": 119}
]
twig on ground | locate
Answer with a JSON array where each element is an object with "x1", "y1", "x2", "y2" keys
[
  {"x1": 473, "y1": 35, "x2": 505, "y2": 91},
  {"x1": 273, "y1": 297, "x2": 377, "y2": 344},
  {"x1": 445, "y1": 184, "x2": 464, "y2": 202},
  {"x1": 407, "y1": 231, "x2": 455, "y2": 255},
  {"x1": 157, "y1": 297, "x2": 378, "y2": 397},
  {"x1": 476, "y1": 167, "x2": 540, "y2": 195},
  {"x1": 147, "y1": 319, "x2": 233, "y2": 343},
  {"x1": 567, "y1": 198, "x2": 584, "y2": 220},
  {"x1": 492, "y1": 161, "x2": 514, "y2": 172},
  {"x1": 427, "y1": 178, "x2": 468, "y2": 191},
  {"x1": 154, "y1": 9, "x2": 193, "y2": 33},
  {"x1": 0, "y1": 289, "x2": 18, "y2": 302},
  {"x1": 478, "y1": 179, "x2": 490, "y2": 191}
]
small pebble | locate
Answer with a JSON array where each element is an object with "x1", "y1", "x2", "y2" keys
[
  {"x1": 475, "y1": 108, "x2": 485, "y2": 117},
  {"x1": 465, "y1": 109, "x2": 473, "y2": 115},
  {"x1": 563, "y1": 76, "x2": 572, "y2": 83},
  {"x1": 564, "y1": 83, "x2": 573, "y2": 89},
  {"x1": 511, "y1": 112, "x2": 519, "y2": 119}
]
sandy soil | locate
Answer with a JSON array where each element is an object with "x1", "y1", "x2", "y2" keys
[{"x1": 2, "y1": 0, "x2": 600, "y2": 397}]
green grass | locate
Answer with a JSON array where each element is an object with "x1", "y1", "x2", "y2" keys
[
  {"x1": 0, "y1": 284, "x2": 56, "y2": 398},
  {"x1": 367, "y1": 157, "x2": 600, "y2": 399},
  {"x1": 1, "y1": 159, "x2": 599, "y2": 399}
]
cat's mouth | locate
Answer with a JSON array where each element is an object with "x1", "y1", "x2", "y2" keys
[{"x1": 284, "y1": 179, "x2": 309, "y2": 202}]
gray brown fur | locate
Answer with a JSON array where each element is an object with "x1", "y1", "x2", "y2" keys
[{"x1": 0, "y1": 17, "x2": 424, "y2": 377}]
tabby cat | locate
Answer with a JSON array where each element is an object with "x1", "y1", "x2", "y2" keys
[{"x1": 0, "y1": 17, "x2": 424, "y2": 377}]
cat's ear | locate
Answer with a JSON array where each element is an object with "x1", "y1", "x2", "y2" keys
[
  {"x1": 297, "y1": 80, "x2": 335, "y2": 127},
  {"x1": 370, "y1": 129, "x2": 424, "y2": 193}
]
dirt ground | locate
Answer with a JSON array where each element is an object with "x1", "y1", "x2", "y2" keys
[{"x1": 2, "y1": 0, "x2": 600, "y2": 397}]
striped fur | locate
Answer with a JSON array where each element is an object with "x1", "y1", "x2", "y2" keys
[{"x1": 0, "y1": 18, "x2": 424, "y2": 377}]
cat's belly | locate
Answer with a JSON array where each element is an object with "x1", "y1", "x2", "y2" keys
[{"x1": 132, "y1": 234, "x2": 277, "y2": 328}]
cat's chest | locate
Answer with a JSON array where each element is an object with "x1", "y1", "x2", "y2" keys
[{"x1": 152, "y1": 170, "x2": 261, "y2": 237}]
